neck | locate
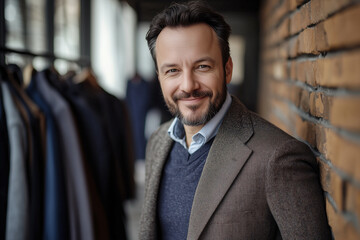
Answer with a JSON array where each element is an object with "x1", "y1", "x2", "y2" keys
[{"x1": 184, "y1": 124, "x2": 204, "y2": 148}]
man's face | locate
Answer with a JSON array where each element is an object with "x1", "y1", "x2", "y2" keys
[{"x1": 155, "y1": 23, "x2": 233, "y2": 126}]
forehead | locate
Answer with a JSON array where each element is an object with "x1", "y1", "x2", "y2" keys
[{"x1": 155, "y1": 23, "x2": 221, "y2": 65}]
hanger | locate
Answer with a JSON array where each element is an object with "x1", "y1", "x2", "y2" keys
[
  {"x1": 23, "y1": 63, "x2": 36, "y2": 88},
  {"x1": 48, "y1": 62, "x2": 61, "y2": 78},
  {"x1": 131, "y1": 72, "x2": 143, "y2": 83},
  {"x1": 7, "y1": 64, "x2": 23, "y2": 85},
  {"x1": 0, "y1": 65, "x2": 8, "y2": 82},
  {"x1": 73, "y1": 67, "x2": 100, "y2": 89}
]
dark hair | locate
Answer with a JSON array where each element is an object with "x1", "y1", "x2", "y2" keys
[{"x1": 146, "y1": 0, "x2": 231, "y2": 70}]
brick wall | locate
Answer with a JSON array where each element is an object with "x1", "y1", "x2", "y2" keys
[{"x1": 258, "y1": 0, "x2": 360, "y2": 239}]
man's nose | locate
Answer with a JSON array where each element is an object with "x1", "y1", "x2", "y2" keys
[{"x1": 179, "y1": 70, "x2": 199, "y2": 93}]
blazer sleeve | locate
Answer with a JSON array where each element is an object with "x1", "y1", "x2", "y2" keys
[{"x1": 265, "y1": 139, "x2": 332, "y2": 239}]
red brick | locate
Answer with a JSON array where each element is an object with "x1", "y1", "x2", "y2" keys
[
  {"x1": 294, "y1": 114, "x2": 316, "y2": 145},
  {"x1": 345, "y1": 183, "x2": 360, "y2": 232},
  {"x1": 269, "y1": 18, "x2": 290, "y2": 46},
  {"x1": 289, "y1": 0, "x2": 298, "y2": 11},
  {"x1": 268, "y1": 98, "x2": 294, "y2": 135},
  {"x1": 290, "y1": 60, "x2": 296, "y2": 80},
  {"x1": 309, "y1": 92, "x2": 320, "y2": 117},
  {"x1": 318, "y1": 127, "x2": 360, "y2": 182},
  {"x1": 309, "y1": 92, "x2": 332, "y2": 119},
  {"x1": 269, "y1": 113, "x2": 293, "y2": 135},
  {"x1": 297, "y1": 27, "x2": 320, "y2": 55},
  {"x1": 270, "y1": 80, "x2": 288, "y2": 100},
  {"x1": 261, "y1": 44, "x2": 288, "y2": 62},
  {"x1": 318, "y1": 158, "x2": 331, "y2": 192},
  {"x1": 271, "y1": 0, "x2": 290, "y2": 30},
  {"x1": 296, "y1": 60, "x2": 317, "y2": 85},
  {"x1": 263, "y1": 62, "x2": 276, "y2": 79},
  {"x1": 330, "y1": 96, "x2": 360, "y2": 132},
  {"x1": 278, "y1": 41, "x2": 288, "y2": 59},
  {"x1": 261, "y1": 47, "x2": 276, "y2": 62},
  {"x1": 316, "y1": 50, "x2": 360, "y2": 88},
  {"x1": 289, "y1": 84, "x2": 302, "y2": 106},
  {"x1": 288, "y1": 36, "x2": 298, "y2": 58},
  {"x1": 322, "y1": 5, "x2": 360, "y2": 50},
  {"x1": 314, "y1": 57, "x2": 333, "y2": 87},
  {"x1": 340, "y1": 50, "x2": 360, "y2": 89},
  {"x1": 295, "y1": 0, "x2": 308, "y2": 6},
  {"x1": 261, "y1": 0, "x2": 283, "y2": 31},
  {"x1": 305, "y1": 61, "x2": 317, "y2": 86},
  {"x1": 328, "y1": 167, "x2": 345, "y2": 211},
  {"x1": 299, "y1": 88, "x2": 311, "y2": 113},
  {"x1": 310, "y1": 0, "x2": 326, "y2": 24},
  {"x1": 278, "y1": 18, "x2": 290, "y2": 41},
  {"x1": 290, "y1": 2, "x2": 311, "y2": 35},
  {"x1": 266, "y1": 0, "x2": 291, "y2": 33},
  {"x1": 314, "y1": 22, "x2": 330, "y2": 51},
  {"x1": 266, "y1": 31, "x2": 277, "y2": 47},
  {"x1": 262, "y1": 0, "x2": 282, "y2": 20},
  {"x1": 310, "y1": 0, "x2": 353, "y2": 24},
  {"x1": 326, "y1": 196, "x2": 360, "y2": 240}
]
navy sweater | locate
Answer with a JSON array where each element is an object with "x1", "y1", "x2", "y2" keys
[{"x1": 158, "y1": 138, "x2": 215, "y2": 240}]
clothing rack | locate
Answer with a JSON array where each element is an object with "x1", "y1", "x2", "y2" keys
[{"x1": 0, "y1": 46, "x2": 90, "y2": 67}]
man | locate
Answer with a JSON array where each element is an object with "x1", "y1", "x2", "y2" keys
[{"x1": 139, "y1": 1, "x2": 332, "y2": 239}]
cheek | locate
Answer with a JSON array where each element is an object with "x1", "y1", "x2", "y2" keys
[
  {"x1": 160, "y1": 81, "x2": 177, "y2": 99},
  {"x1": 201, "y1": 76, "x2": 223, "y2": 93}
]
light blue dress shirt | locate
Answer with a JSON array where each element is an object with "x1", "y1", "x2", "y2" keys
[{"x1": 168, "y1": 92, "x2": 232, "y2": 154}]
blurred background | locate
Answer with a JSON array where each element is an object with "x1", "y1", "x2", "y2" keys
[
  {"x1": 1, "y1": 0, "x2": 260, "y2": 109},
  {"x1": 1, "y1": 0, "x2": 360, "y2": 239}
]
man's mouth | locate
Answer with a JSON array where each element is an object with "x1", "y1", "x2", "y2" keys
[{"x1": 173, "y1": 90, "x2": 212, "y2": 102}]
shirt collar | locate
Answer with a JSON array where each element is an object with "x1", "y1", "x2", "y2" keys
[{"x1": 168, "y1": 92, "x2": 232, "y2": 153}]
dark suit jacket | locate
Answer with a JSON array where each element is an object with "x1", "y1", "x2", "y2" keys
[
  {"x1": 0, "y1": 79, "x2": 10, "y2": 240},
  {"x1": 139, "y1": 96, "x2": 332, "y2": 239}
]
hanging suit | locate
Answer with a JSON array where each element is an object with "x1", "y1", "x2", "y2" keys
[
  {"x1": 2, "y1": 82, "x2": 29, "y2": 240},
  {"x1": 0, "y1": 79, "x2": 10, "y2": 240},
  {"x1": 26, "y1": 72, "x2": 69, "y2": 240},
  {"x1": 6, "y1": 64, "x2": 46, "y2": 240},
  {"x1": 35, "y1": 71, "x2": 95, "y2": 240}
]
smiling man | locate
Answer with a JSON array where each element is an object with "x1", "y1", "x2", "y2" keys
[
  {"x1": 156, "y1": 23, "x2": 232, "y2": 145},
  {"x1": 139, "y1": 1, "x2": 332, "y2": 239}
]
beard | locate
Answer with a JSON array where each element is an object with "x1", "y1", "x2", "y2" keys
[{"x1": 164, "y1": 81, "x2": 227, "y2": 126}]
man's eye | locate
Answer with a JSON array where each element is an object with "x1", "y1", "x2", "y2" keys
[
  {"x1": 166, "y1": 69, "x2": 178, "y2": 74},
  {"x1": 198, "y1": 65, "x2": 210, "y2": 70}
]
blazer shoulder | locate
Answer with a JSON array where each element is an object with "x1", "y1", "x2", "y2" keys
[
  {"x1": 228, "y1": 97, "x2": 311, "y2": 156},
  {"x1": 148, "y1": 119, "x2": 172, "y2": 143},
  {"x1": 224, "y1": 96, "x2": 295, "y2": 146},
  {"x1": 249, "y1": 110, "x2": 299, "y2": 145}
]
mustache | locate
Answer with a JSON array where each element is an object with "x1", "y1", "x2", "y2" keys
[{"x1": 172, "y1": 90, "x2": 213, "y2": 102}]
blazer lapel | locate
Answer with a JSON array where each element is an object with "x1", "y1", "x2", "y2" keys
[
  {"x1": 147, "y1": 136, "x2": 173, "y2": 199},
  {"x1": 187, "y1": 97, "x2": 254, "y2": 239},
  {"x1": 140, "y1": 122, "x2": 173, "y2": 239}
]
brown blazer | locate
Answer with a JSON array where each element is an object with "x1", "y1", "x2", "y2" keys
[{"x1": 139, "y1": 96, "x2": 332, "y2": 240}]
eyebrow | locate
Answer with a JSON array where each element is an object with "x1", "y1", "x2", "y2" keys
[
  {"x1": 159, "y1": 63, "x2": 178, "y2": 74},
  {"x1": 159, "y1": 57, "x2": 216, "y2": 73},
  {"x1": 194, "y1": 57, "x2": 216, "y2": 65}
]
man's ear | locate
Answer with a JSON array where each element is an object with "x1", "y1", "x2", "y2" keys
[{"x1": 225, "y1": 57, "x2": 233, "y2": 84}]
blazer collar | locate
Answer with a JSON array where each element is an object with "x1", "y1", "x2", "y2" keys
[{"x1": 187, "y1": 96, "x2": 254, "y2": 239}]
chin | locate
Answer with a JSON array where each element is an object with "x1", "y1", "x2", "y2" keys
[{"x1": 180, "y1": 110, "x2": 209, "y2": 126}]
